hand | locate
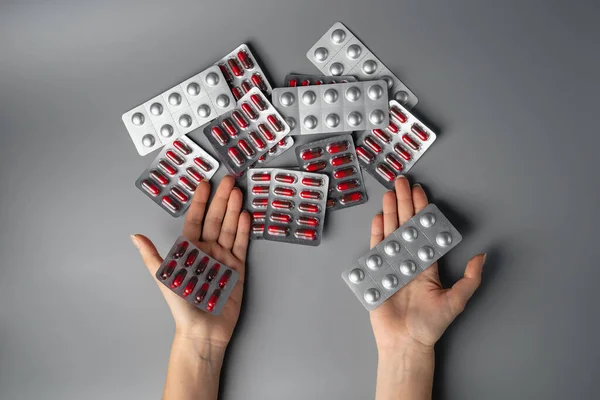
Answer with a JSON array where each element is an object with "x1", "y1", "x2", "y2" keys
[
  {"x1": 130, "y1": 175, "x2": 250, "y2": 351},
  {"x1": 369, "y1": 176, "x2": 486, "y2": 352}
]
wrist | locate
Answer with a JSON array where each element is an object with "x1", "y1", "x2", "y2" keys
[{"x1": 173, "y1": 330, "x2": 227, "y2": 365}]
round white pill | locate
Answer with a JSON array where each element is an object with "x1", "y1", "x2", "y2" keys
[
  {"x1": 364, "y1": 288, "x2": 380, "y2": 304},
  {"x1": 325, "y1": 113, "x2": 340, "y2": 128},
  {"x1": 436, "y1": 232, "x2": 453, "y2": 248},
  {"x1": 384, "y1": 240, "x2": 401, "y2": 256},
  {"x1": 329, "y1": 62, "x2": 344, "y2": 76},
  {"x1": 345, "y1": 86, "x2": 361, "y2": 102},
  {"x1": 368, "y1": 84, "x2": 384, "y2": 100},
  {"x1": 187, "y1": 82, "x2": 200, "y2": 96},
  {"x1": 131, "y1": 112, "x2": 144, "y2": 126},
  {"x1": 323, "y1": 88, "x2": 338, "y2": 104},
  {"x1": 197, "y1": 104, "x2": 211, "y2": 118},
  {"x1": 160, "y1": 124, "x2": 174, "y2": 138},
  {"x1": 149, "y1": 103, "x2": 163, "y2": 116},
  {"x1": 205, "y1": 72, "x2": 219, "y2": 86},
  {"x1": 362, "y1": 59, "x2": 378, "y2": 75},
  {"x1": 380, "y1": 75, "x2": 394, "y2": 89},
  {"x1": 331, "y1": 29, "x2": 346, "y2": 44},
  {"x1": 314, "y1": 47, "x2": 329, "y2": 62},
  {"x1": 369, "y1": 110, "x2": 385, "y2": 125},
  {"x1": 286, "y1": 117, "x2": 296, "y2": 129},
  {"x1": 280, "y1": 92, "x2": 295, "y2": 107},
  {"x1": 179, "y1": 114, "x2": 192, "y2": 128},
  {"x1": 347, "y1": 111, "x2": 362, "y2": 127},
  {"x1": 168, "y1": 93, "x2": 182, "y2": 106},
  {"x1": 302, "y1": 90, "x2": 317, "y2": 105},
  {"x1": 419, "y1": 213, "x2": 436, "y2": 227},
  {"x1": 303, "y1": 115, "x2": 317, "y2": 130},
  {"x1": 402, "y1": 227, "x2": 418, "y2": 242},
  {"x1": 346, "y1": 44, "x2": 362, "y2": 60},
  {"x1": 382, "y1": 274, "x2": 399, "y2": 289},
  {"x1": 366, "y1": 254, "x2": 383, "y2": 270},
  {"x1": 349, "y1": 268, "x2": 365, "y2": 283},
  {"x1": 399, "y1": 260, "x2": 417, "y2": 276},
  {"x1": 418, "y1": 246, "x2": 435, "y2": 261},
  {"x1": 394, "y1": 90, "x2": 409, "y2": 104},
  {"x1": 215, "y1": 94, "x2": 230, "y2": 108},
  {"x1": 141, "y1": 134, "x2": 155, "y2": 147}
]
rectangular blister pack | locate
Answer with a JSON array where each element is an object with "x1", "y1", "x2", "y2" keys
[
  {"x1": 284, "y1": 73, "x2": 357, "y2": 87},
  {"x1": 203, "y1": 88, "x2": 290, "y2": 176},
  {"x1": 156, "y1": 236, "x2": 239, "y2": 316},
  {"x1": 355, "y1": 100, "x2": 437, "y2": 189},
  {"x1": 272, "y1": 80, "x2": 389, "y2": 135},
  {"x1": 245, "y1": 168, "x2": 274, "y2": 240},
  {"x1": 216, "y1": 44, "x2": 273, "y2": 100},
  {"x1": 295, "y1": 134, "x2": 367, "y2": 211},
  {"x1": 342, "y1": 204, "x2": 462, "y2": 310},
  {"x1": 122, "y1": 65, "x2": 235, "y2": 156},
  {"x1": 306, "y1": 22, "x2": 418, "y2": 109},
  {"x1": 135, "y1": 136, "x2": 219, "y2": 217},
  {"x1": 253, "y1": 136, "x2": 295, "y2": 166}
]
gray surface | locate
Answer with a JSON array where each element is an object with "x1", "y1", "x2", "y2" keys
[{"x1": 0, "y1": 0, "x2": 599, "y2": 399}]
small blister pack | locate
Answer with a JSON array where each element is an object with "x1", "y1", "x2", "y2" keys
[
  {"x1": 122, "y1": 65, "x2": 235, "y2": 156},
  {"x1": 306, "y1": 22, "x2": 418, "y2": 109},
  {"x1": 342, "y1": 204, "x2": 462, "y2": 310},
  {"x1": 295, "y1": 134, "x2": 367, "y2": 211},
  {"x1": 253, "y1": 136, "x2": 295, "y2": 166},
  {"x1": 135, "y1": 136, "x2": 219, "y2": 217},
  {"x1": 272, "y1": 80, "x2": 389, "y2": 135},
  {"x1": 284, "y1": 73, "x2": 357, "y2": 87},
  {"x1": 203, "y1": 88, "x2": 290, "y2": 176},
  {"x1": 215, "y1": 44, "x2": 273, "y2": 100},
  {"x1": 246, "y1": 168, "x2": 274, "y2": 240},
  {"x1": 157, "y1": 236, "x2": 239, "y2": 315},
  {"x1": 355, "y1": 100, "x2": 437, "y2": 189}
]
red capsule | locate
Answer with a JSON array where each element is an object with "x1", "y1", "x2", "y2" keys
[
  {"x1": 211, "y1": 126, "x2": 229, "y2": 145},
  {"x1": 252, "y1": 185, "x2": 270, "y2": 195},
  {"x1": 171, "y1": 269, "x2": 187, "y2": 288},
  {"x1": 252, "y1": 211, "x2": 266, "y2": 221},
  {"x1": 387, "y1": 122, "x2": 399, "y2": 134},
  {"x1": 275, "y1": 173, "x2": 296, "y2": 184},
  {"x1": 222, "y1": 118, "x2": 238, "y2": 137},
  {"x1": 195, "y1": 256, "x2": 209, "y2": 275},
  {"x1": 268, "y1": 225, "x2": 290, "y2": 236},
  {"x1": 385, "y1": 154, "x2": 403, "y2": 172},
  {"x1": 258, "y1": 124, "x2": 275, "y2": 141},
  {"x1": 298, "y1": 203, "x2": 320, "y2": 213},
  {"x1": 173, "y1": 241, "x2": 188, "y2": 258},
  {"x1": 232, "y1": 111, "x2": 248, "y2": 129},
  {"x1": 376, "y1": 164, "x2": 396, "y2": 181},
  {"x1": 218, "y1": 270, "x2": 233, "y2": 289},
  {"x1": 237, "y1": 50, "x2": 254, "y2": 69},
  {"x1": 179, "y1": 176, "x2": 197, "y2": 192},
  {"x1": 166, "y1": 150, "x2": 184, "y2": 165},
  {"x1": 331, "y1": 154, "x2": 353, "y2": 166},
  {"x1": 315, "y1": 80, "x2": 324, "y2": 85},
  {"x1": 241, "y1": 102, "x2": 258, "y2": 120},
  {"x1": 251, "y1": 172, "x2": 271, "y2": 182},
  {"x1": 301, "y1": 176, "x2": 323, "y2": 187},
  {"x1": 160, "y1": 260, "x2": 177, "y2": 280},
  {"x1": 186, "y1": 167, "x2": 204, "y2": 183},
  {"x1": 411, "y1": 124, "x2": 429, "y2": 141},
  {"x1": 238, "y1": 139, "x2": 255, "y2": 157},
  {"x1": 141, "y1": 179, "x2": 160, "y2": 196},
  {"x1": 297, "y1": 216, "x2": 319, "y2": 227},
  {"x1": 173, "y1": 139, "x2": 191, "y2": 155},
  {"x1": 270, "y1": 212, "x2": 292, "y2": 223},
  {"x1": 273, "y1": 186, "x2": 296, "y2": 197},
  {"x1": 289, "y1": 78, "x2": 298, "y2": 87},
  {"x1": 372, "y1": 128, "x2": 391, "y2": 143},
  {"x1": 231, "y1": 87, "x2": 243, "y2": 101},
  {"x1": 390, "y1": 106, "x2": 408, "y2": 123},
  {"x1": 182, "y1": 277, "x2": 198, "y2": 297},
  {"x1": 252, "y1": 224, "x2": 265, "y2": 234},
  {"x1": 162, "y1": 196, "x2": 180, "y2": 212},
  {"x1": 270, "y1": 146, "x2": 277, "y2": 154},
  {"x1": 227, "y1": 58, "x2": 243, "y2": 77},
  {"x1": 300, "y1": 147, "x2": 323, "y2": 160},
  {"x1": 334, "y1": 167, "x2": 356, "y2": 179},
  {"x1": 206, "y1": 263, "x2": 220, "y2": 282},
  {"x1": 267, "y1": 115, "x2": 283, "y2": 132},
  {"x1": 295, "y1": 229, "x2": 317, "y2": 241},
  {"x1": 206, "y1": 289, "x2": 221, "y2": 312},
  {"x1": 194, "y1": 157, "x2": 213, "y2": 172},
  {"x1": 184, "y1": 249, "x2": 199, "y2": 267},
  {"x1": 250, "y1": 94, "x2": 266, "y2": 111},
  {"x1": 228, "y1": 147, "x2": 245, "y2": 166},
  {"x1": 326, "y1": 141, "x2": 349, "y2": 154},
  {"x1": 340, "y1": 191, "x2": 363, "y2": 205},
  {"x1": 251, "y1": 73, "x2": 267, "y2": 91},
  {"x1": 301, "y1": 79, "x2": 311, "y2": 86},
  {"x1": 278, "y1": 137, "x2": 289, "y2": 146},
  {"x1": 402, "y1": 134, "x2": 420, "y2": 150},
  {"x1": 394, "y1": 144, "x2": 412, "y2": 161},
  {"x1": 170, "y1": 186, "x2": 189, "y2": 203},
  {"x1": 218, "y1": 64, "x2": 233, "y2": 82},
  {"x1": 305, "y1": 160, "x2": 327, "y2": 172},
  {"x1": 240, "y1": 80, "x2": 252, "y2": 93},
  {"x1": 258, "y1": 154, "x2": 267, "y2": 161},
  {"x1": 252, "y1": 198, "x2": 269, "y2": 208},
  {"x1": 158, "y1": 160, "x2": 177, "y2": 176},
  {"x1": 364, "y1": 136, "x2": 382, "y2": 153},
  {"x1": 326, "y1": 198, "x2": 336, "y2": 208},
  {"x1": 194, "y1": 282, "x2": 210, "y2": 303},
  {"x1": 272, "y1": 199, "x2": 294, "y2": 209},
  {"x1": 336, "y1": 179, "x2": 359, "y2": 192},
  {"x1": 150, "y1": 170, "x2": 169, "y2": 186},
  {"x1": 249, "y1": 131, "x2": 266, "y2": 149},
  {"x1": 300, "y1": 190, "x2": 322, "y2": 200}
]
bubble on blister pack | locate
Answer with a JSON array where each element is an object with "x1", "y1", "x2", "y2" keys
[
  {"x1": 197, "y1": 104, "x2": 211, "y2": 118},
  {"x1": 329, "y1": 62, "x2": 344, "y2": 76},
  {"x1": 394, "y1": 90, "x2": 409, "y2": 104},
  {"x1": 349, "y1": 268, "x2": 365, "y2": 283},
  {"x1": 402, "y1": 226, "x2": 418, "y2": 242},
  {"x1": 142, "y1": 134, "x2": 155, "y2": 147},
  {"x1": 364, "y1": 288, "x2": 380, "y2": 304},
  {"x1": 345, "y1": 86, "x2": 361, "y2": 102},
  {"x1": 384, "y1": 240, "x2": 401, "y2": 256},
  {"x1": 314, "y1": 47, "x2": 329, "y2": 62},
  {"x1": 323, "y1": 88, "x2": 339, "y2": 104},
  {"x1": 215, "y1": 94, "x2": 230, "y2": 109},
  {"x1": 346, "y1": 44, "x2": 362, "y2": 60},
  {"x1": 331, "y1": 29, "x2": 346, "y2": 44},
  {"x1": 369, "y1": 110, "x2": 385, "y2": 125},
  {"x1": 286, "y1": 117, "x2": 296, "y2": 130},
  {"x1": 368, "y1": 84, "x2": 384, "y2": 100},
  {"x1": 302, "y1": 90, "x2": 317, "y2": 106},
  {"x1": 418, "y1": 246, "x2": 435, "y2": 261},
  {"x1": 435, "y1": 232, "x2": 452, "y2": 247},
  {"x1": 382, "y1": 274, "x2": 399, "y2": 289},
  {"x1": 419, "y1": 213, "x2": 436, "y2": 228},
  {"x1": 362, "y1": 59, "x2": 378, "y2": 75},
  {"x1": 160, "y1": 124, "x2": 174, "y2": 138},
  {"x1": 132, "y1": 112, "x2": 145, "y2": 126},
  {"x1": 187, "y1": 82, "x2": 201, "y2": 96},
  {"x1": 179, "y1": 114, "x2": 192, "y2": 128},
  {"x1": 150, "y1": 103, "x2": 163, "y2": 116},
  {"x1": 399, "y1": 260, "x2": 417, "y2": 276},
  {"x1": 366, "y1": 254, "x2": 383, "y2": 270},
  {"x1": 280, "y1": 92, "x2": 295, "y2": 107},
  {"x1": 205, "y1": 72, "x2": 219, "y2": 86},
  {"x1": 325, "y1": 113, "x2": 340, "y2": 128},
  {"x1": 303, "y1": 116, "x2": 318, "y2": 130},
  {"x1": 347, "y1": 111, "x2": 362, "y2": 127},
  {"x1": 380, "y1": 76, "x2": 394, "y2": 89},
  {"x1": 168, "y1": 93, "x2": 182, "y2": 106}
]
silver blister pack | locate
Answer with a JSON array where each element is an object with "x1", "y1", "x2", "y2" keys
[
  {"x1": 156, "y1": 236, "x2": 239, "y2": 316},
  {"x1": 203, "y1": 88, "x2": 290, "y2": 176},
  {"x1": 215, "y1": 44, "x2": 273, "y2": 99},
  {"x1": 272, "y1": 80, "x2": 389, "y2": 135},
  {"x1": 284, "y1": 73, "x2": 357, "y2": 87},
  {"x1": 122, "y1": 65, "x2": 235, "y2": 156},
  {"x1": 356, "y1": 100, "x2": 437, "y2": 189},
  {"x1": 245, "y1": 168, "x2": 274, "y2": 240},
  {"x1": 135, "y1": 136, "x2": 219, "y2": 217},
  {"x1": 254, "y1": 136, "x2": 295, "y2": 166},
  {"x1": 306, "y1": 22, "x2": 418, "y2": 109},
  {"x1": 295, "y1": 134, "x2": 367, "y2": 211},
  {"x1": 342, "y1": 204, "x2": 462, "y2": 310}
]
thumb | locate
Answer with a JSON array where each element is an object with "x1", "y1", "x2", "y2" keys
[
  {"x1": 130, "y1": 234, "x2": 163, "y2": 275},
  {"x1": 446, "y1": 253, "x2": 486, "y2": 316}
]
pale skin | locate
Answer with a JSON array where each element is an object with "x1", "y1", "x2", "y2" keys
[{"x1": 131, "y1": 175, "x2": 485, "y2": 400}]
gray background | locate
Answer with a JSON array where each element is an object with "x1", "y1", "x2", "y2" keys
[{"x1": 1, "y1": 0, "x2": 598, "y2": 398}]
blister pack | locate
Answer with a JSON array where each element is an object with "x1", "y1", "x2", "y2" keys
[
  {"x1": 306, "y1": 22, "x2": 418, "y2": 109},
  {"x1": 295, "y1": 134, "x2": 367, "y2": 211},
  {"x1": 254, "y1": 136, "x2": 295, "y2": 166},
  {"x1": 342, "y1": 204, "x2": 462, "y2": 310},
  {"x1": 246, "y1": 168, "x2": 274, "y2": 240},
  {"x1": 135, "y1": 136, "x2": 219, "y2": 217},
  {"x1": 284, "y1": 73, "x2": 357, "y2": 87},
  {"x1": 157, "y1": 236, "x2": 239, "y2": 316},
  {"x1": 203, "y1": 88, "x2": 290, "y2": 176},
  {"x1": 122, "y1": 66, "x2": 235, "y2": 156},
  {"x1": 216, "y1": 44, "x2": 273, "y2": 100},
  {"x1": 272, "y1": 80, "x2": 389, "y2": 135},
  {"x1": 356, "y1": 100, "x2": 437, "y2": 189}
]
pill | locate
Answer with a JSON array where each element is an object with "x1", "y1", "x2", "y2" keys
[
  {"x1": 340, "y1": 191, "x2": 363, "y2": 205},
  {"x1": 418, "y1": 246, "x2": 435, "y2": 261},
  {"x1": 278, "y1": 137, "x2": 289, "y2": 147},
  {"x1": 166, "y1": 150, "x2": 184, "y2": 165},
  {"x1": 141, "y1": 179, "x2": 160, "y2": 196},
  {"x1": 272, "y1": 200, "x2": 294, "y2": 209},
  {"x1": 187, "y1": 82, "x2": 201, "y2": 96},
  {"x1": 304, "y1": 160, "x2": 326, "y2": 172},
  {"x1": 326, "y1": 198, "x2": 336, "y2": 208},
  {"x1": 348, "y1": 268, "x2": 365, "y2": 283},
  {"x1": 252, "y1": 224, "x2": 265, "y2": 234},
  {"x1": 142, "y1": 134, "x2": 156, "y2": 147},
  {"x1": 195, "y1": 256, "x2": 209, "y2": 275},
  {"x1": 364, "y1": 136, "x2": 382, "y2": 153},
  {"x1": 178, "y1": 114, "x2": 193, "y2": 128},
  {"x1": 168, "y1": 93, "x2": 182, "y2": 106},
  {"x1": 436, "y1": 232, "x2": 453, "y2": 247},
  {"x1": 218, "y1": 64, "x2": 233, "y2": 82},
  {"x1": 384, "y1": 240, "x2": 401, "y2": 256},
  {"x1": 270, "y1": 212, "x2": 292, "y2": 223},
  {"x1": 206, "y1": 290, "x2": 220, "y2": 311},
  {"x1": 249, "y1": 131, "x2": 266, "y2": 149},
  {"x1": 333, "y1": 166, "x2": 356, "y2": 179},
  {"x1": 289, "y1": 78, "x2": 298, "y2": 87},
  {"x1": 314, "y1": 47, "x2": 329, "y2": 62},
  {"x1": 237, "y1": 49, "x2": 254, "y2": 69},
  {"x1": 228, "y1": 147, "x2": 245, "y2": 166},
  {"x1": 215, "y1": 95, "x2": 230, "y2": 109},
  {"x1": 267, "y1": 115, "x2": 284, "y2": 132},
  {"x1": 336, "y1": 179, "x2": 359, "y2": 192},
  {"x1": 372, "y1": 129, "x2": 391, "y2": 143},
  {"x1": 222, "y1": 118, "x2": 238, "y2": 137},
  {"x1": 160, "y1": 260, "x2": 177, "y2": 280},
  {"x1": 251, "y1": 73, "x2": 267, "y2": 91},
  {"x1": 173, "y1": 140, "x2": 191, "y2": 155},
  {"x1": 295, "y1": 229, "x2": 317, "y2": 241},
  {"x1": 227, "y1": 58, "x2": 243, "y2": 76},
  {"x1": 162, "y1": 196, "x2": 180, "y2": 212},
  {"x1": 242, "y1": 80, "x2": 253, "y2": 94},
  {"x1": 273, "y1": 186, "x2": 296, "y2": 197},
  {"x1": 391, "y1": 145, "x2": 411, "y2": 162},
  {"x1": 170, "y1": 186, "x2": 189, "y2": 203},
  {"x1": 297, "y1": 216, "x2": 319, "y2": 227},
  {"x1": 158, "y1": 160, "x2": 177, "y2": 176},
  {"x1": 366, "y1": 254, "x2": 382, "y2": 270},
  {"x1": 390, "y1": 107, "x2": 408, "y2": 123},
  {"x1": 402, "y1": 135, "x2": 420, "y2": 150},
  {"x1": 171, "y1": 269, "x2": 186, "y2": 288},
  {"x1": 376, "y1": 164, "x2": 395, "y2": 182},
  {"x1": 387, "y1": 122, "x2": 399, "y2": 134},
  {"x1": 205, "y1": 72, "x2": 219, "y2": 87},
  {"x1": 252, "y1": 211, "x2": 266, "y2": 221},
  {"x1": 218, "y1": 270, "x2": 233, "y2": 289},
  {"x1": 402, "y1": 227, "x2": 419, "y2": 241},
  {"x1": 186, "y1": 167, "x2": 204, "y2": 183},
  {"x1": 237, "y1": 139, "x2": 255, "y2": 158},
  {"x1": 193, "y1": 157, "x2": 212, "y2": 172},
  {"x1": 298, "y1": 203, "x2": 320, "y2": 213},
  {"x1": 194, "y1": 282, "x2": 210, "y2": 303},
  {"x1": 241, "y1": 102, "x2": 258, "y2": 120},
  {"x1": 172, "y1": 241, "x2": 189, "y2": 259},
  {"x1": 300, "y1": 148, "x2": 323, "y2": 160},
  {"x1": 251, "y1": 172, "x2": 271, "y2": 182},
  {"x1": 301, "y1": 79, "x2": 311, "y2": 86},
  {"x1": 252, "y1": 198, "x2": 268, "y2": 208},
  {"x1": 419, "y1": 213, "x2": 436, "y2": 228},
  {"x1": 385, "y1": 154, "x2": 403, "y2": 172},
  {"x1": 178, "y1": 176, "x2": 197, "y2": 192},
  {"x1": 150, "y1": 170, "x2": 169, "y2": 186},
  {"x1": 182, "y1": 277, "x2": 198, "y2": 297},
  {"x1": 323, "y1": 88, "x2": 339, "y2": 103},
  {"x1": 315, "y1": 80, "x2": 324, "y2": 85},
  {"x1": 300, "y1": 190, "x2": 322, "y2": 200},
  {"x1": 326, "y1": 141, "x2": 349, "y2": 154},
  {"x1": 364, "y1": 288, "x2": 380, "y2": 304},
  {"x1": 382, "y1": 274, "x2": 399, "y2": 290},
  {"x1": 411, "y1": 124, "x2": 429, "y2": 141},
  {"x1": 301, "y1": 176, "x2": 324, "y2": 187},
  {"x1": 250, "y1": 94, "x2": 266, "y2": 111},
  {"x1": 211, "y1": 126, "x2": 229, "y2": 146},
  {"x1": 184, "y1": 249, "x2": 199, "y2": 267},
  {"x1": 206, "y1": 263, "x2": 220, "y2": 282},
  {"x1": 303, "y1": 115, "x2": 318, "y2": 130},
  {"x1": 268, "y1": 225, "x2": 290, "y2": 236},
  {"x1": 274, "y1": 173, "x2": 297, "y2": 184},
  {"x1": 329, "y1": 62, "x2": 344, "y2": 75},
  {"x1": 232, "y1": 111, "x2": 248, "y2": 129},
  {"x1": 331, "y1": 154, "x2": 353, "y2": 167},
  {"x1": 231, "y1": 87, "x2": 243, "y2": 101},
  {"x1": 131, "y1": 112, "x2": 145, "y2": 126},
  {"x1": 258, "y1": 124, "x2": 275, "y2": 141}
]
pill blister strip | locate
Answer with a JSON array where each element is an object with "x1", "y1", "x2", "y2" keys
[
  {"x1": 342, "y1": 204, "x2": 461, "y2": 310},
  {"x1": 306, "y1": 21, "x2": 418, "y2": 109},
  {"x1": 203, "y1": 88, "x2": 290, "y2": 176},
  {"x1": 272, "y1": 80, "x2": 389, "y2": 135},
  {"x1": 156, "y1": 236, "x2": 239, "y2": 315},
  {"x1": 122, "y1": 66, "x2": 235, "y2": 156},
  {"x1": 246, "y1": 168, "x2": 274, "y2": 240},
  {"x1": 253, "y1": 136, "x2": 295, "y2": 166},
  {"x1": 355, "y1": 100, "x2": 437, "y2": 190},
  {"x1": 295, "y1": 134, "x2": 367, "y2": 211},
  {"x1": 215, "y1": 44, "x2": 273, "y2": 99},
  {"x1": 135, "y1": 136, "x2": 219, "y2": 217},
  {"x1": 284, "y1": 73, "x2": 357, "y2": 87}
]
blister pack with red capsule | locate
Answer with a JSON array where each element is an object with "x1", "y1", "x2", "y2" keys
[
  {"x1": 263, "y1": 169, "x2": 329, "y2": 246},
  {"x1": 135, "y1": 136, "x2": 219, "y2": 217},
  {"x1": 295, "y1": 134, "x2": 367, "y2": 211},
  {"x1": 245, "y1": 168, "x2": 274, "y2": 240},
  {"x1": 203, "y1": 88, "x2": 290, "y2": 176},
  {"x1": 157, "y1": 236, "x2": 239, "y2": 315},
  {"x1": 355, "y1": 100, "x2": 437, "y2": 190},
  {"x1": 284, "y1": 73, "x2": 357, "y2": 87},
  {"x1": 253, "y1": 136, "x2": 295, "y2": 166},
  {"x1": 215, "y1": 44, "x2": 273, "y2": 100}
]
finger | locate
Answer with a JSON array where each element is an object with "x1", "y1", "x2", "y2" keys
[
  {"x1": 202, "y1": 175, "x2": 235, "y2": 242},
  {"x1": 412, "y1": 183, "x2": 429, "y2": 214},
  {"x1": 131, "y1": 234, "x2": 163, "y2": 275},
  {"x1": 382, "y1": 191, "x2": 399, "y2": 237},
  {"x1": 182, "y1": 180, "x2": 211, "y2": 241},
  {"x1": 395, "y1": 176, "x2": 414, "y2": 224},
  {"x1": 370, "y1": 213, "x2": 384, "y2": 248},
  {"x1": 232, "y1": 210, "x2": 251, "y2": 266},
  {"x1": 446, "y1": 254, "x2": 486, "y2": 316},
  {"x1": 218, "y1": 187, "x2": 243, "y2": 250}
]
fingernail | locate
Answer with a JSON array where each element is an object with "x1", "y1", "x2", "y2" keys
[
  {"x1": 482, "y1": 253, "x2": 487, "y2": 265},
  {"x1": 130, "y1": 234, "x2": 140, "y2": 249},
  {"x1": 412, "y1": 183, "x2": 422, "y2": 189},
  {"x1": 395, "y1": 175, "x2": 406, "y2": 181}
]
